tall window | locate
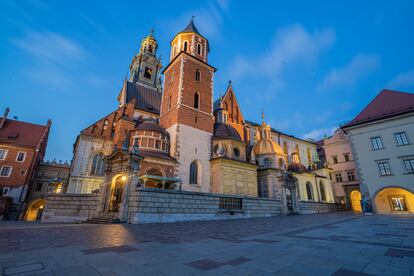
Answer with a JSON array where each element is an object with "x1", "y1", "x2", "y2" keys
[
  {"x1": 195, "y1": 69, "x2": 200, "y2": 82},
  {"x1": 263, "y1": 158, "x2": 272, "y2": 168},
  {"x1": 16, "y1": 152, "x2": 26, "y2": 162},
  {"x1": 307, "y1": 148, "x2": 312, "y2": 165},
  {"x1": 378, "y1": 162, "x2": 391, "y2": 176},
  {"x1": 0, "y1": 166, "x2": 12, "y2": 177},
  {"x1": 189, "y1": 160, "x2": 198, "y2": 184},
  {"x1": 395, "y1": 132, "x2": 409, "y2": 146},
  {"x1": 347, "y1": 171, "x2": 356, "y2": 181},
  {"x1": 197, "y1": 43, "x2": 202, "y2": 55},
  {"x1": 183, "y1": 41, "x2": 188, "y2": 52},
  {"x1": 295, "y1": 145, "x2": 300, "y2": 162},
  {"x1": 332, "y1": 156, "x2": 338, "y2": 164},
  {"x1": 144, "y1": 67, "x2": 153, "y2": 79},
  {"x1": 194, "y1": 92, "x2": 200, "y2": 109},
  {"x1": 306, "y1": 182, "x2": 313, "y2": 200},
  {"x1": 0, "y1": 149, "x2": 7, "y2": 160},
  {"x1": 320, "y1": 181, "x2": 326, "y2": 201},
  {"x1": 335, "y1": 173, "x2": 342, "y2": 182},
  {"x1": 404, "y1": 159, "x2": 414, "y2": 174},
  {"x1": 371, "y1": 136, "x2": 384, "y2": 150},
  {"x1": 278, "y1": 158, "x2": 284, "y2": 169},
  {"x1": 90, "y1": 153, "x2": 105, "y2": 175},
  {"x1": 167, "y1": 94, "x2": 172, "y2": 110},
  {"x1": 344, "y1": 154, "x2": 350, "y2": 162}
]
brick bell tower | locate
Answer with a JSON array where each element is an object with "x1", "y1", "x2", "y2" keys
[{"x1": 160, "y1": 19, "x2": 216, "y2": 192}]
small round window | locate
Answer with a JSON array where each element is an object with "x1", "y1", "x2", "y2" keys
[{"x1": 233, "y1": 148, "x2": 240, "y2": 158}]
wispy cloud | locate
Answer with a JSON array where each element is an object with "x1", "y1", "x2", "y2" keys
[
  {"x1": 12, "y1": 30, "x2": 86, "y2": 66},
  {"x1": 387, "y1": 69, "x2": 414, "y2": 90},
  {"x1": 302, "y1": 126, "x2": 337, "y2": 140},
  {"x1": 11, "y1": 30, "x2": 87, "y2": 89},
  {"x1": 229, "y1": 24, "x2": 335, "y2": 82},
  {"x1": 160, "y1": 0, "x2": 230, "y2": 39},
  {"x1": 317, "y1": 54, "x2": 380, "y2": 92}
]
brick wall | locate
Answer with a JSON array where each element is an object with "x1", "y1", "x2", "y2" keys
[{"x1": 127, "y1": 188, "x2": 284, "y2": 224}]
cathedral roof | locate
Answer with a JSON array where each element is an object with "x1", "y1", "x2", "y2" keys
[
  {"x1": 124, "y1": 81, "x2": 161, "y2": 114},
  {"x1": 214, "y1": 123, "x2": 242, "y2": 141},
  {"x1": 136, "y1": 119, "x2": 168, "y2": 136}
]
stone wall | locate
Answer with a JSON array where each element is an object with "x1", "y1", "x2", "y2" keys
[
  {"x1": 298, "y1": 200, "x2": 345, "y2": 214},
  {"x1": 128, "y1": 188, "x2": 284, "y2": 224},
  {"x1": 41, "y1": 192, "x2": 100, "y2": 223}
]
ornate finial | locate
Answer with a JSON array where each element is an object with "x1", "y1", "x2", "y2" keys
[
  {"x1": 192, "y1": 15, "x2": 195, "y2": 20},
  {"x1": 150, "y1": 28, "x2": 154, "y2": 35},
  {"x1": 261, "y1": 108, "x2": 265, "y2": 123},
  {"x1": 228, "y1": 80, "x2": 232, "y2": 86}
]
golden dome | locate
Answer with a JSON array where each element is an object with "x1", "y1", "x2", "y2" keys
[
  {"x1": 253, "y1": 139, "x2": 284, "y2": 156},
  {"x1": 252, "y1": 110, "x2": 286, "y2": 156}
]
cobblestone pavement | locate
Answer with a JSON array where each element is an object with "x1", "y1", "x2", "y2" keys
[{"x1": 1, "y1": 212, "x2": 413, "y2": 275}]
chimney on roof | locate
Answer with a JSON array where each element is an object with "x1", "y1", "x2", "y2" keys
[{"x1": 0, "y1": 107, "x2": 10, "y2": 129}]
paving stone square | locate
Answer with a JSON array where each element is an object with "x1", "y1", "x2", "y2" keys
[{"x1": 1, "y1": 212, "x2": 414, "y2": 275}]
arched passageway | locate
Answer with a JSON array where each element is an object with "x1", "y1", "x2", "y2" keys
[
  {"x1": 25, "y1": 199, "x2": 46, "y2": 221},
  {"x1": 350, "y1": 190, "x2": 362, "y2": 213},
  {"x1": 374, "y1": 187, "x2": 414, "y2": 213}
]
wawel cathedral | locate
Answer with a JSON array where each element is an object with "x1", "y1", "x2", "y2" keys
[{"x1": 65, "y1": 20, "x2": 335, "y2": 221}]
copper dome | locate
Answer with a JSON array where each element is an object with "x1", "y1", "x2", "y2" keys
[
  {"x1": 136, "y1": 119, "x2": 168, "y2": 136},
  {"x1": 287, "y1": 163, "x2": 308, "y2": 174},
  {"x1": 214, "y1": 123, "x2": 241, "y2": 141}
]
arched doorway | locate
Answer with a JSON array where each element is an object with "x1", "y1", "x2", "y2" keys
[
  {"x1": 350, "y1": 190, "x2": 362, "y2": 213},
  {"x1": 25, "y1": 199, "x2": 46, "y2": 221},
  {"x1": 109, "y1": 175, "x2": 127, "y2": 212},
  {"x1": 375, "y1": 187, "x2": 414, "y2": 213}
]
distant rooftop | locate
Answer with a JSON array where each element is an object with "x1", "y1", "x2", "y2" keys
[{"x1": 343, "y1": 89, "x2": 414, "y2": 128}]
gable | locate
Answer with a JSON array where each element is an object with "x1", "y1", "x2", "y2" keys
[
  {"x1": 221, "y1": 85, "x2": 245, "y2": 125},
  {"x1": 81, "y1": 99, "x2": 136, "y2": 140}
]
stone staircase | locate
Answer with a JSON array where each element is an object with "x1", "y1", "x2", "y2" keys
[{"x1": 82, "y1": 212, "x2": 121, "y2": 224}]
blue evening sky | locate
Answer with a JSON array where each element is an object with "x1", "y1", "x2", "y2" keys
[{"x1": 1, "y1": 0, "x2": 414, "y2": 162}]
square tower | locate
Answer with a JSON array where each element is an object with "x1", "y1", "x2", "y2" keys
[{"x1": 160, "y1": 19, "x2": 216, "y2": 192}]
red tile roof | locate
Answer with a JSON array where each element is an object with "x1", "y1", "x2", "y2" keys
[
  {"x1": 0, "y1": 118, "x2": 48, "y2": 148},
  {"x1": 343, "y1": 89, "x2": 414, "y2": 128}
]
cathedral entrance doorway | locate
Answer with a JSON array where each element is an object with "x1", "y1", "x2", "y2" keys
[
  {"x1": 108, "y1": 175, "x2": 127, "y2": 212},
  {"x1": 350, "y1": 190, "x2": 362, "y2": 213},
  {"x1": 285, "y1": 188, "x2": 293, "y2": 211}
]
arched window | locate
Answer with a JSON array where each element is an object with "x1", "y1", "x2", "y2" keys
[
  {"x1": 194, "y1": 92, "x2": 200, "y2": 109},
  {"x1": 195, "y1": 69, "x2": 200, "y2": 82},
  {"x1": 320, "y1": 181, "x2": 326, "y2": 201},
  {"x1": 189, "y1": 160, "x2": 198, "y2": 184},
  {"x1": 295, "y1": 144, "x2": 301, "y2": 163},
  {"x1": 278, "y1": 158, "x2": 284, "y2": 169},
  {"x1": 197, "y1": 43, "x2": 202, "y2": 55},
  {"x1": 183, "y1": 41, "x2": 188, "y2": 52},
  {"x1": 168, "y1": 94, "x2": 172, "y2": 110},
  {"x1": 263, "y1": 158, "x2": 272, "y2": 168},
  {"x1": 148, "y1": 44, "x2": 153, "y2": 53},
  {"x1": 307, "y1": 148, "x2": 312, "y2": 165},
  {"x1": 306, "y1": 182, "x2": 313, "y2": 200},
  {"x1": 90, "y1": 153, "x2": 105, "y2": 175}
]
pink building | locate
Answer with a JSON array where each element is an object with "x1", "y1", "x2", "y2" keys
[{"x1": 320, "y1": 129, "x2": 361, "y2": 211}]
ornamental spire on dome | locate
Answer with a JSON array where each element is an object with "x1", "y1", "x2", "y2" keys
[{"x1": 181, "y1": 17, "x2": 201, "y2": 35}]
